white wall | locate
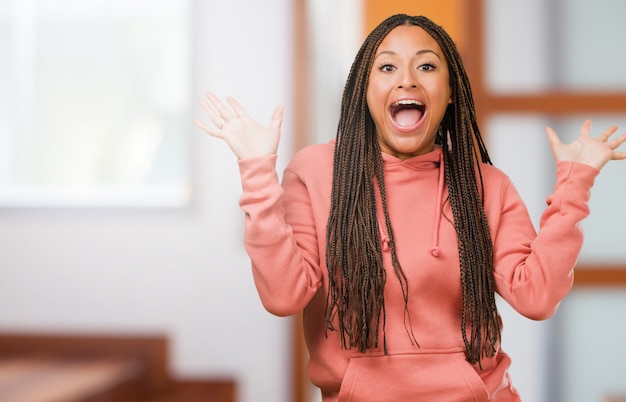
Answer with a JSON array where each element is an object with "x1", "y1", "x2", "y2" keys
[{"x1": 0, "y1": 1, "x2": 293, "y2": 402}]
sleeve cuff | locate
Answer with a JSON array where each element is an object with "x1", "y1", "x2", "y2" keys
[
  {"x1": 555, "y1": 161, "x2": 599, "y2": 191},
  {"x1": 238, "y1": 154, "x2": 280, "y2": 192}
]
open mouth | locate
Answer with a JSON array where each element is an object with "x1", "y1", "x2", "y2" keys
[{"x1": 390, "y1": 99, "x2": 425, "y2": 128}]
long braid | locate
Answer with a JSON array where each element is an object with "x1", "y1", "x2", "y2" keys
[
  {"x1": 325, "y1": 14, "x2": 500, "y2": 364},
  {"x1": 434, "y1": 19, "x2": 500, "y2": 363},
  {"x1": 373, "y1": 147, "x2": 419, "y2": 349},
  {"x1": 325, "y1": 21, "x2": 390, "y2": 351}
]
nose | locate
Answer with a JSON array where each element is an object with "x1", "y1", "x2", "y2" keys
[{"x1": 398, "y1": 68, "x2": 418, "y2": 89}]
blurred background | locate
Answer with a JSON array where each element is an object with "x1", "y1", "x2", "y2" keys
[{"x1": 0, "y1": 0, "x2": 624, "y2": 402}]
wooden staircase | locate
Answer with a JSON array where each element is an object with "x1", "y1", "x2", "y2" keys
[{"x1": 0, "y1": 333, "x2": 235, "y2": 402}]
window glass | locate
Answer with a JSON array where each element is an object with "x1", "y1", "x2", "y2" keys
[
  {"x1": 485, "y1": 0, "x2": 551, "y2": 93},
  {"x1": 556, "y1": 289, "x2": 626, "y2": 402},
  {"x1": 558, "y1": 0, "x2": 626, "y2": 91},
  {"x1": 486, "y1": 115, "x2": 553, "y2": 226},
  {"x1": 485, "y1": 0, "x2": 626, "y2": 93},
  {"x1": 307, "y1": 0, "x2": 362, "y2": 145},
  {"x1": 0, "y1": 0, "x2": 191, "y2": 207}
]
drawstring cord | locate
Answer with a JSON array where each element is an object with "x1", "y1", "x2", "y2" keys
[
  {"x1": 377, "y1": 151, "x2": 444, "y2": 257},
  {"x1": 378, "y1": 221, "x2": 390, "y2": 252},
  {"x1": 430, "y1": 152, "x2": 444, "y2": 257}
]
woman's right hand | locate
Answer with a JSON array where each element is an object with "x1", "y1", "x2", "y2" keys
[{"x1": 194, "y1": 92, "x2": 284, "y2": 160}]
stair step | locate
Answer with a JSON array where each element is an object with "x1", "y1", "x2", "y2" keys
[
  {"x1": 147, "y1": 380, "x2": 236, "y2": 402},
  {"x1": 0, "y1": 355, "x2": 146, "y2": 402}
]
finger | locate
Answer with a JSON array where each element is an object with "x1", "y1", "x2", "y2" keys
[
  {"x1": 579, "y1": 119, "x2": 592, "y2": 138},
  {"x1": 205, "y1": 92, "x2": 236, "y2": 121},
  {"x1": 270, "y1": 105, "x2": 285, "y2": 131},
  {"x1": 597, "y1": 125, "x2": 619, "y2": 142},
  {"x1": 199, "y1": 99, "x2": 226, "y2": 128},
  {"x1": 193, "y1": 119, "x2": 223, "y2": 139},
  {"x1": 545, "y1": 126, "x2": 561, "y2": 147},
  {"x1": 226, "y1": 96, "x2": 248, "y2": 118},
  {"x1": 607, "y1": 132, "x2": 626, "y2": 160},
  {"x1": 612, "y1": 150, "x2": 626, "y2": 161},
  {"x1": 545, "y1": 126, "x2": 562, "y2": 160},
  {"x1": 610, "y1": 132, "x2": 626, "y2": 150}
]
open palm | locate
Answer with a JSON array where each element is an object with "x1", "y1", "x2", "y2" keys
[
  {"x1": 194, "y1": 92, "x2": 284, "y2": 160},
  {"x1": 546, "y1": 120, "x2": 626, "y2": 170}
]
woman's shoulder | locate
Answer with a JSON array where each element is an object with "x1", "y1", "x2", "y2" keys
[
  {"x1": 287, "y1": 140, "x2": 335, "y2": 172},
  {"x1": 478, "y1": 162, "x2": 513, "y2": 190}
]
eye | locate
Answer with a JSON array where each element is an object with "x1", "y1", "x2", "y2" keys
[
  {"x1": 418, "y1": 63, "x2": 436, "y2": 71},
  {"x1": 378, "y1": 63, "x2": 395, "y2": 72}
]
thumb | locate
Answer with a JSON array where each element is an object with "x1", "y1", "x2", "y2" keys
[
  {"x1": 270, "y1": 105, "x2": 285, "y2": 131},
  {"x1": 545, "y1": 126, "x2": 562, "y2": 160},
  {"x1": 545, "y1": 126, "x2": 559, "y2": 144}
]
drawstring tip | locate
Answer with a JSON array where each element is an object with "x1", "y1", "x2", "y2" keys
[{"x1": 430, "y1": 247, "x2": 441, "y2": 257}]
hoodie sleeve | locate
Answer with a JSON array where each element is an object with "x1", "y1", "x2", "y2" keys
[
  {"x1": 238, "y1": 154, "x2": 322, "y2": 317},
  {"x1": 492, "y1": 161, "x2": 598, "y2": 320}
]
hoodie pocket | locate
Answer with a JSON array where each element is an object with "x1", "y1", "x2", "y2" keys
[{"x1": 337, "y1": 349, "x2": 490, "y2": 402}]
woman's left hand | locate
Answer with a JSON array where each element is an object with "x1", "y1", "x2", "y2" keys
[{"x1": 546, "y1": 119, "x2": 626, "y2": 170}]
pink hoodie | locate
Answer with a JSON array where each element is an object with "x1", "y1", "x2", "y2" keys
[{"x1": 238, "y1": 142, "x2": 597, "y2": 401}]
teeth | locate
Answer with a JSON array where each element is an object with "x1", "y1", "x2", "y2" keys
[{"x1": 393, "y1": 100, "x2": 423, "y2": 106}]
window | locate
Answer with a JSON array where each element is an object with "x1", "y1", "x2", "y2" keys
[
  {"x1": 480, "y1": 1, "x2": 626, "y2": 401},
  {"x1": 481, "y1": 0, "x2": 626, "y2": 263},
  {"x1": 0, "y1": 0, "x2": 192, "y2": 207}
]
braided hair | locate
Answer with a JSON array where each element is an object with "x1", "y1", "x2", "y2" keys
[{"x1": 324, "y1": 14, "x2": 500, "y2": 365}]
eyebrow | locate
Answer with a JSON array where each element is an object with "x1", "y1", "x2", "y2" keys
[{"x1": 375, "y1": 49, "x2": 442, "y2": 60}]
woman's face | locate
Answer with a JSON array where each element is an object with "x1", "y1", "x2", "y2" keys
[{"x1": 366, "y1": 25, "x2": 451, "y2": 160}]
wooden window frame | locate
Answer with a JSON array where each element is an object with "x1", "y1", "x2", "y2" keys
[{"x1": 463, "y1": 0, "x2": 626, "y2": 287}]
